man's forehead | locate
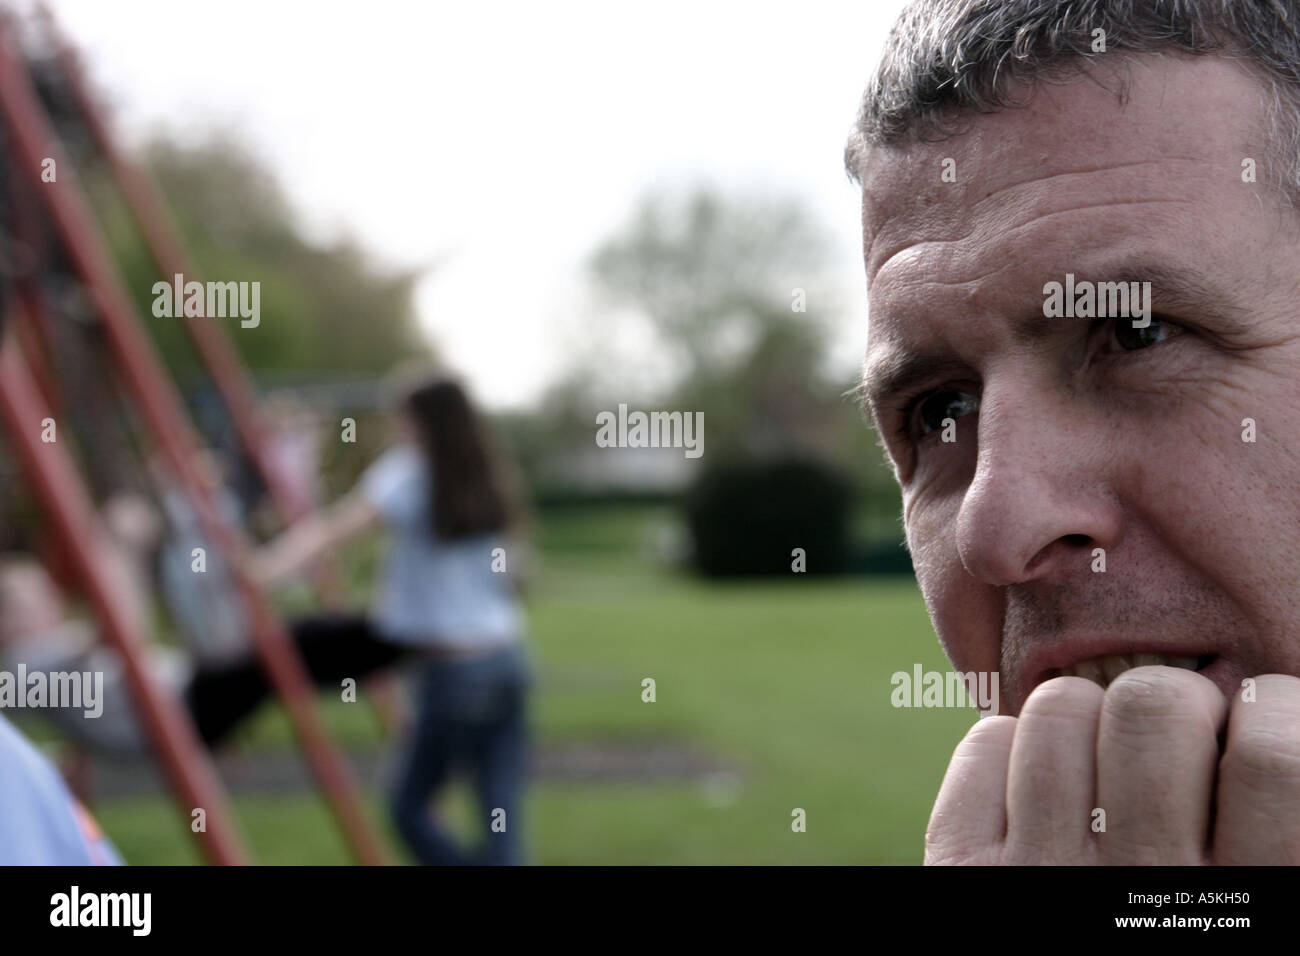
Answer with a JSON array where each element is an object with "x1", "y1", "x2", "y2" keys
[{"x1": 859, "y1": 53, "x2": 1271, "y2": 282}]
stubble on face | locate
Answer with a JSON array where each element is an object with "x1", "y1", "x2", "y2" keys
[{"x1": 858, "y1": 54, "x2": 1300, "y2": 714}]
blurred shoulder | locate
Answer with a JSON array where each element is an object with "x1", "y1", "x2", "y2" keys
[{"x1": 0, "y1": 714, "x2": 115, "y2": 864}]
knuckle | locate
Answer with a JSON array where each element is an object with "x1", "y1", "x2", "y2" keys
[
  {"x1": 1021, "y1": 675, "x2": 1104, "y2": 721},
  {"x1": 950, "y1": 715, "x2": 1016, "y2": 763},
  {"x1": 1102, "y1": 667, "x2": 1200, "y2": 724},
  {"x1": 1223, "y1": 725, "x2": 1300, "y2": 784},
  {"x1": 964, "y1": 714, "x2": 1017, "y2": 743},
  {"x1": 1246, "y1": 673, "x2": 1300, "y2": 702}
]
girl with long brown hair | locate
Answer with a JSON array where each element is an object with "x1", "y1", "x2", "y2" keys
[{"x1": 249, "y1": 374, "x2": 532, "y2": 865}]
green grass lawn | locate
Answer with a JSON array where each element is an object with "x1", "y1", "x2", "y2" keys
[{"x1": 78, "y1": 505, "x2": 975, "y2": 864}]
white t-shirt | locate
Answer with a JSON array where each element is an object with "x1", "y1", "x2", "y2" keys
[{"x1": 359, "y1": 444, "x2": 522, "y2": 651}]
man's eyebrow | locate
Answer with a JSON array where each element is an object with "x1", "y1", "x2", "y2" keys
[
  {"x1": 856, "y1": 255, "x2": 1251, "y2": 423},
  {"x1": 1108, "y1": 262, "x2": 1202, "y2": 298},
  {"x1": 1101, "y1": 261, "x2": 1248, "y2": 329},
  {"x1": 857, "y1": 351, "x2": 971, "y2": 419},
  {"x1": 857, "y1": 260, "x2": 1244, "y2": 413}
]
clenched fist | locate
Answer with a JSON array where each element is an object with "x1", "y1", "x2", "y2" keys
[{"x1": 926, "y1": 668, "x2": 1300, "y2": 865}]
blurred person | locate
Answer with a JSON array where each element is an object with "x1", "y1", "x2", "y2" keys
[
  {"x1": 262, "y1": 393, "x2": 325, "y2": 516},
  {"x1": 0, "y1": 715, "x2": 122, "y2": 865},
  {"x1": 147, "y1": 451, "x2": 252, "y2": 665},
  {"x1": 251, "y1": 373, "x2": 533, "y2": 865},
  {"x1": 0, "y1": 550, "x2": 416, "y2": 756},
  {"x1": 0, "y1": 562, "x2": 124, "y2": 863},
  {"x1": 0, "y1": 256, "x2": 120, "y2": 866},
  {"x1": 100, "y1": 490, "x2": 164, "y2": 636},
  {"x1": 847, "y1": 0, "x2": 1300, "y2": 863},
  {"x1": 0, "y1": 556, "x2": 191, "y2": 758}
]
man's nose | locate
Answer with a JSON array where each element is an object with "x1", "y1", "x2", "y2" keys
[{"x1": 955, "y1": 384, "x2": 1122, "y2": 588}]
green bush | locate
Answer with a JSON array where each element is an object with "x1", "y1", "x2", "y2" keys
[{"x1": 684, "y1": 457, "x2": 854, "y2": 577}]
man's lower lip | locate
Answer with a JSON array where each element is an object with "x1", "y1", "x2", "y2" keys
[{"x1": 1196, "y1": 654, "x2": 1242, "y2": 699}]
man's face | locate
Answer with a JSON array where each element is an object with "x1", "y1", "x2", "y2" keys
[{"x1": 860, "y1": 55, "x2": 1300, "y2": 716}]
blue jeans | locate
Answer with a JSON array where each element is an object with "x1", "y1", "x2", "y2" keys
[{"x1": 388, "y1": 642, "x2": 532, "y2": 865}]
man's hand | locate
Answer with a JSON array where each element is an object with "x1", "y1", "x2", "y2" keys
[{"x1": 925, "y1": 668, "x2": 1300, "y2": 864}]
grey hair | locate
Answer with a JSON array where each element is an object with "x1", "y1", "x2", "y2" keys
[{"x1": 845, "y1": 0, "x2": 1300, "y2": 197}]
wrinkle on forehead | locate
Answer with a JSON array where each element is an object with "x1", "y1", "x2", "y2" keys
[
  {"x1": 865, "y1": 160, "x2": 1204, "y2": 277},
  {"x1": 859, "y1": 55, "x2": 1274, "y2": 284},
  {"x1": 871, "y1": 193, "x2": 1198, "y2": 288}
]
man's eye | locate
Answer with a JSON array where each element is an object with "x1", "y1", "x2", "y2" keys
[
  {"x1": 914, "y1": 389, "x2": 979, "y2": 435},
  {"x1": 1109, "y1": 315, "x2": 1182, "y2": 352}
]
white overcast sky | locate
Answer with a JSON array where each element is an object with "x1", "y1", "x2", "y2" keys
[{"x1": 37, "y1": 0, "x2": 907, "y2": 409}]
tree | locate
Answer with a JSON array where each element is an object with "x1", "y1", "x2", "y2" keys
[
  {"x1": 89, "y1": 133, "x2": 434, "y2": 383},
  {"x1": 585, "y1": 184, "x2": 853, "y2": 463}
]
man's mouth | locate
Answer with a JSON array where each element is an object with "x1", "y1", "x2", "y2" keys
[{"x1": 1041, "y1": 652, "x2": 1217, "y2": 690}]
